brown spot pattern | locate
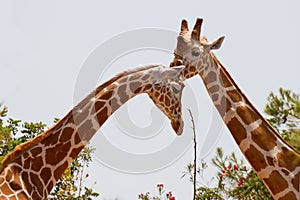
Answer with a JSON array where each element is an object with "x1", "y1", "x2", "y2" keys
[
  {"x1": 236, "y1": 106, "x2": 259, "y2": 125},
  {"x1": 96, "y1": 107, "x2": 108, "y2": 125},
  {"x1": 281, "y1": 169, "x2": 290, "y2": 176},
  {"x1": 42, "y1": 132, "x2": 59, "y2": 146},
  {"x1": 9, "y1": 180, "x2": 22, "y2": 191},
  {"x1": 31, "y1": 156, "x2": 43, "y2": 172},
  {"x1": 278, "y1": 192, "x2": 297, "y2": 200},
  {"x1": 292, "y1": 172, "x2": 300, "y2": 192},
  {"x1": 1, "y1": 183, "x2": 13, "y2": 195},
  {"x1": 159, "y1": 95, "x2": 164, "y2": 102},
  {"x1": 60, "y1": 127, "x2": 74, "y2": 143},
  {"x1": 277, "y1": 147, "x2": 300, "y2": 172},
  {"x1": 54, "y1": 161, "x2": 68, "y2": 181},
  {"x1": 24, "y1": 159, "x2": 30, "y2": 170},
  {"x1": 189, "y1": 66, "x2": 196, "y2": 72},
  {"x1": 94, "y1": 101, "x2": 105, "y2": 112},
  {"x1": 204, "y1": 71, "x2": 217, "y2": 84},
  {"x1": 215, "y1": 96, "x2": 231, "y2": 117},
  {"x1": 129, "y1": 73, "x2": 141, "y2": 81},
  {"x1": 41, "y1": 168, "x2": 51, "y2": 184},
  {"x1": 31, "y1": 147, "x2": 42, "y2": 157},
  {"x1": 266, "y1": 156, "x2": 275, "y2": 166},
  {"x1": 78, "y1": 119, "x2": 91, "y2": 131},
  {"x1": 141, "y1": 74, "x2": 150, "y2": 80},
  {"x1": 46, "y1": 181, "x2": 54, "y2": 195},
  {"x1": 245, "y1": 145, "x2": 267, "y2": 171},
  {"x1": 109, "y1": 98, "x2": 119, "y2": 112},
  {"x1": 45, "y1": 142, "x2": 70, "y2": 166},
  {"x1": 227, "y1": 89, "x2": 243, "y2": 102},
  {"x1": 70, "y1": 146, "x2": 84, "y2": 160},
  {"x1": 165, "y1": 95, "x2": 171, "y2": 107},
  {"x1": 17, "y1": 192, "x2": 28, "y2": 199},
  {"x1": 100, "y1": 90, "x2": 113, "y2": 100},
  {"x1": 21, "y1": 172, "x2": 29, "y2": 191},
  {"x1": 211, "y1": 94, "x2": 218, "y2": 102},
  {"x1": 208, "y1": 85, "x2": 219, "y2": 94},
  {"x1": 143, "y1": 84, "x2": 152, "y2": 91},
  {"x1": 264, "y1": 171, "x2": 288, "y2": 195},
  {"x1": 227, "y1": 117, "x2": 247, "y2": 145},
  {"x1": 74, "y1": 132, "x2": 81, "y2": 145},
  {"x1": 6, "y1": 170, "x2": 13, "y2": 182},
  {"x1": 31, "y1": 173, "x2": 43, "y2": 196},
  {"x1": 130, "y1": 82, "x2": 142, "y2": 92},
  {"x1": 251, "y1": 123, "x2": 277, "y2": 151},
  {"x1": 74, "y1": 108, "x2": 89, "y2": 125},
  {"x1": 31, "y1": 191, "x2": 40, "y2": 199},
  {"x1": 219, "y1": 70, "x2": 232, "y2": 88}
]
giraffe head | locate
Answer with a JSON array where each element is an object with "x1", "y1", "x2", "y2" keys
[
  {"x1": 170, "y1": 18, "x2": 225, "y2": 78},
  {"x1": 147, "y1": 67, "x2": 185, "y2": 135},
  {"x1": 133, "y1": 65, "x2": 186, "y2": 135}
]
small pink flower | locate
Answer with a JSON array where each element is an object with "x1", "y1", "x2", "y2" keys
[
  {"x1": 227, "y1": 165, "x2": 231, "y2": 169},
  {"x1": 138, "y1": 193, "x2": 144, "y2": 198},
  {"x1": 237, "y1": 177, "x2": 244, "y2": 187},
  {"x1": 221, "y1": 169, "x2": 226, "y2": 173},
  {"x1": 219, "y1": 174, "x2": 223, "y2": 179},
  {"x1": 237, "y1": 181, "x2": 242, "y2": 187},
  {"x1": 233, "y1": 165, "x2": 238, "y2": 170}
]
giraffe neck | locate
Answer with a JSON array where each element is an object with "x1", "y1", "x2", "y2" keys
[
  {"x1": 0, "y1": 65, "x2": 169, "y2": 199},
  {"x1": 197, "y1": 53, "x2": 300, "y2": 199}
]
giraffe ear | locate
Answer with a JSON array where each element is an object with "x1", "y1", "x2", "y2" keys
[
  {"x1": 171, "y1": 65, "x2": 185, "y2": 72},
  {"x1": 160, "y1": 65, "x2": 185, "y2": 80},
  {"x1": 168, "y1": 65, "x2": 185, "y2": 77},
  {"x1": 205, "y1": 36, "x2": 225, "y2": 51}
]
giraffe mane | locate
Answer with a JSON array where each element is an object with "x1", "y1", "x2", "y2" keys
[
  {"x1": 210, "y1": 52, "x2": 300, "y2": 156},
  {"x1": 0, "y1": 64, "x2": 162, "y2": 172}
]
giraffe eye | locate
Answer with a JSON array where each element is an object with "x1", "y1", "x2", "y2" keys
[
  {"x1": 172, "y1": 86, "x2": 179, "y2": 94},
  {"x1": 191, "y1": 47, "x2": 200, "y2": 57}
]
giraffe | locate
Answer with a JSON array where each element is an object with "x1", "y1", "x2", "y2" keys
[
  {"x1": 170, "y1": 18, "x2": 300, "y2": 200},
  {"x1": 0, "y1": 64, "x2": 185, "y2": 199}
]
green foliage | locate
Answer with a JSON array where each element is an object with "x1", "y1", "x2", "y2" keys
[
  {"x1": 212, "y1": 148, "x2": 272, "y2": 199},
  {"x1": 21, "y1": 121, "x2": 47, "y2": 139},
  {"x1": 181, "y1": 148, "x2": 272, "y2": 200},
  {"x1": 0, "y1": 105, "x2": 43, "y2": 163},
  {"x1": 265, "y1": 88, "x2": 300, "y2": 151},
  {"x1": 0, "y1": 104, "x2": 99, "y2": 199}
]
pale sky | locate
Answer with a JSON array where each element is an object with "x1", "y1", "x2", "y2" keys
[{"x1": 0, "y1": 1, "x2": 299, "y2": 199}]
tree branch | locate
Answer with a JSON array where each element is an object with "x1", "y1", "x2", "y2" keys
[{"x1": 188, "y1": 109, "x2": 197, "y2": 200}]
